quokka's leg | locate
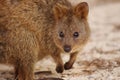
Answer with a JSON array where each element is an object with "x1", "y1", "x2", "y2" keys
[
  {"x1": 14, "y1": 58, "x2": 35, "y2": 80},
  {"x1": 64, "y1": 52, "x2": 78, "y2": 70},
  {"x1": 0, "y1": 42, "x2": 6, "y2": 63},
  {"x1": 51, "y1": 53, "x2": 64, "y2": 73}
]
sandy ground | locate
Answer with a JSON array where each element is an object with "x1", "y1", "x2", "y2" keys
[{"x1": 0, "y1": 1, "x2": 120, "y2": 80}]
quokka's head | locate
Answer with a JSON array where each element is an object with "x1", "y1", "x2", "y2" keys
[{"x1": 53, "y1": 2, "x2": 90, "y2": 53}]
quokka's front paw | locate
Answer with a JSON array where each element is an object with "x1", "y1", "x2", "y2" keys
[
  {"x1": 56, "y1": 65, "x2": 64, "y2": 73},
  {"x1": 64, "y1": 62, "x2": 73, "y2": 70}
]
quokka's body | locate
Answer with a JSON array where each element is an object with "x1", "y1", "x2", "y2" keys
[{"x1": 0, "y1": 0, "x2": 90, "y2": 80}]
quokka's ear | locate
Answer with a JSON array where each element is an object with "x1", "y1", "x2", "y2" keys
[
  {"x1": 74, "y1": 2, "x2": 89, "y2": 19},
  {"x1": 53, "y1": 4, "x2": 68, "y2": 20}
]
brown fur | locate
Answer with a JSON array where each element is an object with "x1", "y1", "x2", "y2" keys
[{"x1": 0, "y1": 0, "x2": 90, "y2": 80}]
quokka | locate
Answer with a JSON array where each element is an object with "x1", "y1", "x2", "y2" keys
[{"x1": 0, "y1": 0, "x2": 90, "y2": 80}]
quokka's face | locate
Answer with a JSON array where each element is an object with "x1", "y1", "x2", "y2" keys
[
  {"x1": 53, "y1": 16, "x2": 90, "y2": 53},
  {"x1": 53, "y1": 2, "x2": 90, "y2": 53}
]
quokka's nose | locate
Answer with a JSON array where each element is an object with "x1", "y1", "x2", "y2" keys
[{"x1": 64, "y1": 45, "x2": 71, "y2": 53}]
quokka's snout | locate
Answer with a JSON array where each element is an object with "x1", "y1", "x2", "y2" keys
[{"x1": 63, "y1": 45, "x2": 71, "y2": 53}]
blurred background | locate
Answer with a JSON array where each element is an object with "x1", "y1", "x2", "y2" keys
[{"x1": 0, "y1": 0, "x2": 120, "y2": 80}]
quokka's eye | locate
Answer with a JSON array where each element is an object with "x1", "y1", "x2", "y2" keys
[
  {"x1": 59, "y1": 32, "x2": 64, "y2": 38},
  {"x1": 73, "y1": 32, "x2": 79, "y2": 38}
]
